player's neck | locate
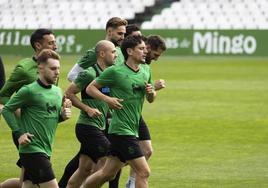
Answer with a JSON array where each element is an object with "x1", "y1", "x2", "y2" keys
[
  {"x1": 97, "y1": 60, "x2": 107, "y2": 71},
  {"x1": 39, "y1": 76, "x2": 52, "y2": 87},
  {"x1": 126, "y1": 59, "x2": 140, "y2": 71}
]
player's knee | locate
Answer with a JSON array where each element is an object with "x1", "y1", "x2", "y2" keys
[
  {"x1": 137, "y1": 168, "x2": 151, "y2": 179},
  {"x1": 144, "y1": 147, "x2": 153, "y2": 160},
  {"x1": 80, "y1": 164, "x2": 93, "y2": 175},
  {"x1": 101, "y1": 169, "x2": 118, "y2": 182}
]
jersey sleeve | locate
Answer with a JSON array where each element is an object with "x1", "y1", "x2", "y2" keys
[
  {"x1": 2, "y1": 86, "x2": 30, "y2": 138},
  {"x1": 74, "y1": 69, "x2": 95, "y2": 91},
  {"x1": 0, "y1": 64, "x2": 31, "y2": 104},
  {"x1": 77, "y1": 48, "x2": 97, "y2": 69},
  {"x1": 67, "y1": 63, "x2": 84, "y2": 82},
  {"x1": 95, "y1": 66, "x2": 116, "y2": 87}
]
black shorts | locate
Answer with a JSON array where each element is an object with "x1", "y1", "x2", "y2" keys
[
  {"x1": 108, "y1": 134, "x2": 144, "y2": 163},
  {"x1": 76, "y1": 124, "x2": 110, "y2": 163},
  {"x1": 138, "y1": 116, "x2": 151, "y2": 141},
  {"x1": 19, "y1": 153, "x2": 55, "y2": 184}
]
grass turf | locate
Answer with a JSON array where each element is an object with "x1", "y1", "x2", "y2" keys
[{"x1": 1, "y1": 55, "x2": 268, "y2": 187}]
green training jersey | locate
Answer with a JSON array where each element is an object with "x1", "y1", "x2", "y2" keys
[
  {"x1": 74, "y1": 64, "x2": 110, "y2": 130},
  {"x1": 77, "y1": 46, "x2": 124, "y2": 69},
  {"x1": 95, "y1": 63, "x2": 153, "y2": 137},
  {"x1": 2, "y1": 80, "x2": 63, "y2": 156},
  {"x1": 0, "y1": 57, "x2": 38, "y2": 104}
]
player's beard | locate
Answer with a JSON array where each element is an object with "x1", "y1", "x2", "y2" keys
[
  {"x1": 111, "y1": 38, "x2": 120, "y2": 47},
  {"x1": 45, "y1": 75, "x2": 58, "y2": 85}
]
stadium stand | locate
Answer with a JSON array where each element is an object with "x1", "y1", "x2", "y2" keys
[
  {"x1": 0, "y1": 0, "x2": 156, "y2": 29},
  {"x1": 141, "y1": 0, "x2": 268, "y2": 29},
  {"x1": 0, "y1": 0, "x2": 268, "y2": 29}
]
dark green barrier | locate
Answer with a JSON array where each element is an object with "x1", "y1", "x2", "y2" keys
[{"x1": 0, "y1": 29, "x2": 267, "y2": 56}]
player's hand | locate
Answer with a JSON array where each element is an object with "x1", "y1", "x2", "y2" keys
[
  {"x1": 145, "y1": 81, "x2": 154, "y2": 94},
  {"x1": 86, "y1": 107, "x2": 102, "y2": 117},
  {"x1": 61, "y1": 96, "x2": 72, "y2": 120},
  {"x1": 62, "y1": 96, "x2": 72, "y2": 108},
  {"x1": 61, "y1": 107, "x2": 72, "y2": 120},
  {"x1": 18, "y1": 133, "x2": 34, "y2": 145},
  {"x1": 154, "y1": 79, "x2": 166, "y2": 91},
  {"x1": 106, "y1": 97, "x2": 123, "y2": 110}
]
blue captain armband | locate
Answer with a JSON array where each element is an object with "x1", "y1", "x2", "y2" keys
[{"x1": 101, "y1": 87, "x2": 110, "y2": 95}]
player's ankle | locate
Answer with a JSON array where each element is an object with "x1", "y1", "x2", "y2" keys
[{"x1": 126, "y1": 177, "x2": 135, "y2": 188}]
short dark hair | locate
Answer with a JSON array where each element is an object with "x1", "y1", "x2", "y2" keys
[
  {"x1": 147, "y1": 35, "x2": 166, "y2": 51},
  {"x1": 30, "y1": 28, "x2": 54, "y2": 51},
  {"x1": 121, "y1": 35, "x2": 145, "y2": 61},
  {"x1": 37, "y1": 49, "x2": 60, "y2": 65},
  {"x1": 105, "y1": 17, "x2": 128, "y2": 30},
  {"x1": 125, "y1": 24, "x2": 140, "y2": 37}
]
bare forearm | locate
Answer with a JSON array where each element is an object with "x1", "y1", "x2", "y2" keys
[{"x1": 68, "y1": 93, "x2": 88, "y2": 112}]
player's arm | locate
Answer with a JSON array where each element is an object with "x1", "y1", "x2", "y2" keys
[
  {"x1": 1, "y1": 86, "x2": 32, "y2": 144},
  {"x1": 154, "y1": 79, "x2": 166, "y2": 91},
  {"x1": 60, "y1": 96, "x2": 72, "y2": 121},
  {"x1": 67, "y1": 63, "x2": 84, "y2": 82},
  {"x1": 65, "y1": 82, "x2": 102, "y2": 117},
  {"x1": 86, "y1": 80, "x2": 123, "y2": 110},
  {"x1": 145, "y1": 69, "x2": 156, "y2": 103},
  {"x1": 0, "y1": 65, "x2": 29, "y2": 104},
  {"x1": 67, "y1": 48, "x2": 97, "y2": 82},
  {"x1": 145, "y1": 82, "x2": 156, "y2": 103}
]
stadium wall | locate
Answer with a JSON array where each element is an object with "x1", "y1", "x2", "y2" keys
[{"x1": 0, "y1": 29, "x2": 267, "y2": 56}]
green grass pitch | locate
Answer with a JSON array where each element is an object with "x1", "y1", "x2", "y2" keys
[{"x1": 1, "y1": 55, "x2": 268, "y2": 188}]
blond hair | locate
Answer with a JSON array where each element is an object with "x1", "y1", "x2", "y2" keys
[{"x1": 106, "y1": 17, "x2": 128, "y2": 30}]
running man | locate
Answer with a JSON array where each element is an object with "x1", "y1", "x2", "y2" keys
[
  {"x1": 65, "y1": 40, "x2": 117, "y2": 188},
  {"x1": 83, "y1": 35, "x2": 156, "y2": 188},
  {"x1": 2, "y1": 49, "x2": 72, "y2": 188},
  {"x1": 0, "y1": 28, "x2": 57, "y2": 188},
  {"x1": 59, "y1": 17, "x2": 127, "y2": 188}
]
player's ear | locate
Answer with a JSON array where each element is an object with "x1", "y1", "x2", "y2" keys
[
  {"x1": 127, "y1": 48, "x2": 133, "y2": 56},
  {"x1": 107, "y1": 27, "x2": 112, "y2": 37},
  {"x1": 34, "y1": 42, "x2": 42, "y2": 52},
  {"x1": 38, "y1": 63, "x2": 45, "y2": 72},
  {"x1": 100, "y1": 50, "x2": 105, "y2": 58}
]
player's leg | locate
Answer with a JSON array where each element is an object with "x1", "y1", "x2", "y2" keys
[
  {"x1": 127, "y1": 156, "x2": 150, "y2": 188},
  {"x1": 58, "y1": 153, "x2": 80, "y2": 188},
  {"x1": 21, "y1": 180, "x2": 38, "y2": 188},
  {"x1": 82, "y1": 156, "x2": 124, "y2": 188},
  {"x1": 67, "y1": 154, "x2": 95, "y2": 188},
  {"x1": 0, "y1": 133, "x2": 26, "y2": 188},
  {"x1": 67, "y1": 124, "x2": 110, "y2": 188},
  {"x1": 39, "y1": 179, "x2": 58, "y2": 188},
  {"x1": 20, "y1": 153, "x2": 57, "y2": 188},
  {"x1": 126, "y1": 117, "x2": 152, "y2": 188},
  {"x1": 108, "y1": 169, "x2": 121, "y2": 188},
  {"x1": 0, "y1": 178, "x2": 20, "y2": 188}
]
